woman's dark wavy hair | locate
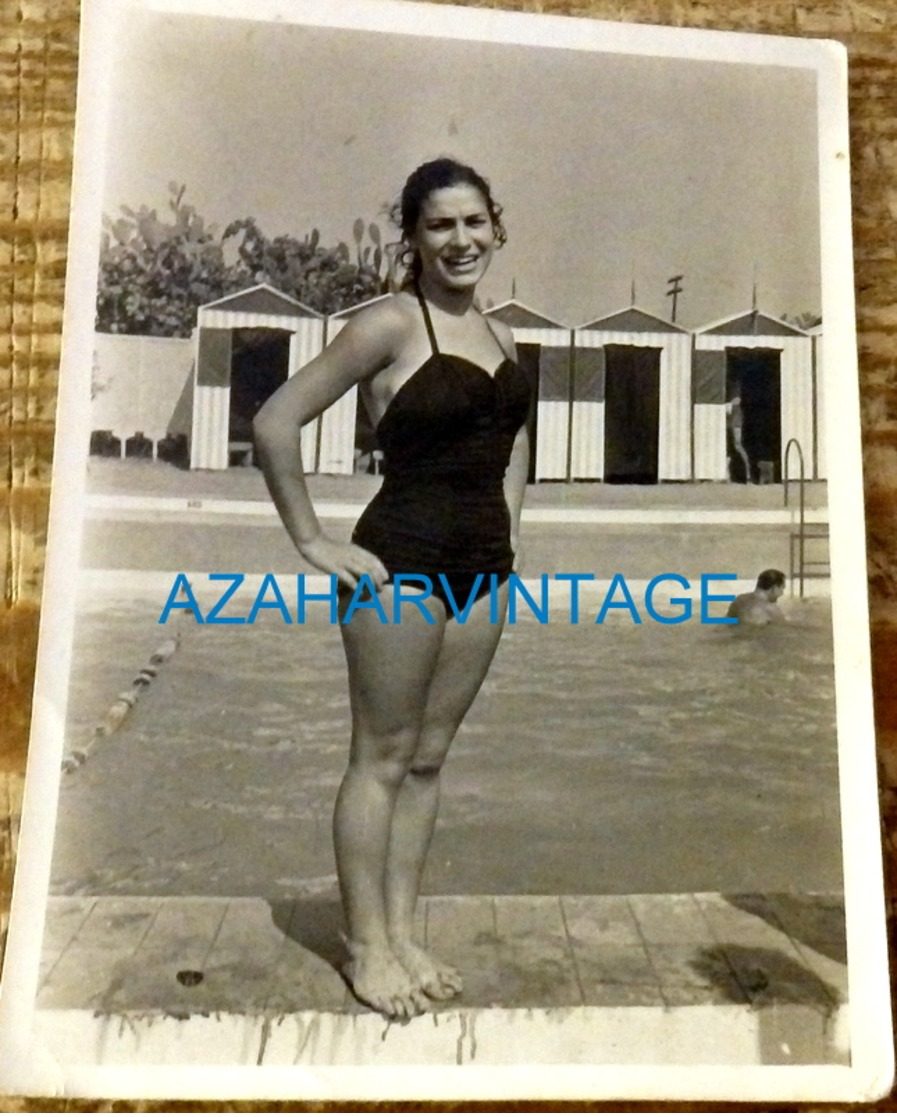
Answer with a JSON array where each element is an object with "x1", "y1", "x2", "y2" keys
[{"x1": 390, "y1": 157, "x2": 507, "y2": 280}]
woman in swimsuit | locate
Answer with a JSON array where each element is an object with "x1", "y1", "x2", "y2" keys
[{"x1": 254, "y1": 158, "x2": 531, "y2": 1020}]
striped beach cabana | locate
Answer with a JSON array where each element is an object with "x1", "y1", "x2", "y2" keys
[
  {"x1": 693, "y1": 310, "x2": 814, "y2": 483},
  {"x1": 325, "y1": 294, "x2": 393, "y2": 474},
  {"x1": 484, "y1": 299, "x2": 570, "y2": 482},
  {"x1": 572, "y1": 307, "x2": 691, "y2": 482},
  {"x1": 190, "y1": 284, "x2": 325, "y2": 470}
]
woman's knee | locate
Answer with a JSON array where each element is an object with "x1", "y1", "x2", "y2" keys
[
  {"x1": 406, "y1": 756, "x2": 443, "y2": 781},
  {"x1": 408, "y1": 722, "x2": 457, "y2": 777},
  {"x1": 348, "y1": 725, "x2": 421, "y2": 785}
]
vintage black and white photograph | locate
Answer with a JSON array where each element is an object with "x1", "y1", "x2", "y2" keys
[{"x1": 0, "y1": 0, "x2": 890, "y2": 1102}]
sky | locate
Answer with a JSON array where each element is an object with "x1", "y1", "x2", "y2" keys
[{"x1": 100, "y1": 5, "x2": 822, "y2": 328}]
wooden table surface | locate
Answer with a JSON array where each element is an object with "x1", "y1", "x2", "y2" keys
[{"x1": 2, "y1": 0, "x2": 897, "y2": 1109}]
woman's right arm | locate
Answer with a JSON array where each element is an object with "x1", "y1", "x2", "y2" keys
[{"x1": 253, "y1": 305, "x2": 398, "y2": 589}]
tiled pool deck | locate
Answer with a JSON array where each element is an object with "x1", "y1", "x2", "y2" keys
[{"x1": 35, "y1": 890, "x2": 848, "y2": 1068}]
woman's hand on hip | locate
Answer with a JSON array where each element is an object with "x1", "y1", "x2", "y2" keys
[{"x1": 298, "y1": 535, "x2": 389, "y2": 591}]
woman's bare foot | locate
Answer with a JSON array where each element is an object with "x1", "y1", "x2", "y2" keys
[
  {"x1": 391, "y1": 938, "x2": 463, "y2": 1001},
  {"x1": 342, "y1": 940, "x2": 430, "y2": 1020}
]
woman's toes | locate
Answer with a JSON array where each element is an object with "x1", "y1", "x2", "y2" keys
[
  {"x1": 441, "y1": 967, "x2": 463, "y2": 995},
  {"x1": 342, "y1": 943, "x2": 431, "y2": 1019},
  {"x1": 392, "y1": 940, "x2": 463, "y2": 1001},
  {"x1": 410, "y1": 987, "x2": 432, "y2": 1014},
  {"x1": 387, "y1": 995, "x2": 408, "y2": 1020}
]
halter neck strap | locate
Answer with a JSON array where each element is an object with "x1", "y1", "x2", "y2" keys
[
  {"x1": 414, "y1": 281, "x2": 440, "y2": 355},
  {"x1": 483, "y1": 314, "x2": 506, "y2": 355},
  {"x1": 413, "y1": 281, "x2": 509, "y2": 365}
]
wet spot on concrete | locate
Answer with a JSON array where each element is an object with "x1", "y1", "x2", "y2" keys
[{"x1": 694, "y1": 943, "x2": 840, "y2": 1009}]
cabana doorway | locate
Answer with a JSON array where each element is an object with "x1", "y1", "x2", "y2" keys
[
  {"x1": 726, "y1": 348, "x2": 781, "y2": 483},
  {"x1": 603, "y1": 344, "x2": 660, "y2": 484},
  {"x1": 229, "y1": 327, "x2": 291, "y2": 450}
]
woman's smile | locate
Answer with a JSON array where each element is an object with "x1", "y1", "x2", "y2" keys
[{"x1": 443, "y1": 253, "x2": 480, "y2": 273}]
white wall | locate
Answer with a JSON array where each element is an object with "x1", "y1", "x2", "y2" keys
[{"x1": 92, "y1": 333, "x2": 194, "y2": 445}]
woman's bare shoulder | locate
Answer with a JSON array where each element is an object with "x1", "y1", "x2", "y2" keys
[
  {"x1": 344, "y1": 291, "x2": 417, "y2": 344},
  {"x1": 329, "y1": 291, "x2": 417, "y2": 375}
]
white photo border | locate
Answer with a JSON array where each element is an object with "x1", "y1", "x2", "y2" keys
[{"x1": 0, "y1": 0, "x2": 891, "y2": 1102}]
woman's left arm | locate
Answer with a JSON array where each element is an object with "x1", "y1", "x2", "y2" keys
[{"x1": 504, "y1": 424, "x2": 530, "y2": 565}]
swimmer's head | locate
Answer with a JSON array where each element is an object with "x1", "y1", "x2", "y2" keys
[{"x1": 756, "y1": 568, "x2": 786, "y2": 600}]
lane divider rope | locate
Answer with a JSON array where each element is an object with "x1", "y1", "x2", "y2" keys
[{"x1": 61, "y1": 634, "x2": 181, "y2": 773}]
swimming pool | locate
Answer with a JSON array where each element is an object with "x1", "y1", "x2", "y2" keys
[{"x1": 52, "y1": 592, "x2": 840, "y2": 899}]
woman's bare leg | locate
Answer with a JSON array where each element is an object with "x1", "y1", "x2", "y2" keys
[
  {"x1": 385, "y1": 583, "x2": 508, "y2": 997},
  {"x1": 335, "y1": 593, "x2": 445, "y2": 1017}
]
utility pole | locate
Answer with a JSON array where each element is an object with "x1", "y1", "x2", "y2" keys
[{"x1": 666, "y1": 274, "x2": 684, "y2": 322}]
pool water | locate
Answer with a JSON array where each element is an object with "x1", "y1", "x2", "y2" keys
[{"x1": 51, "y1": 596, "x2": 841, "y2": 898}]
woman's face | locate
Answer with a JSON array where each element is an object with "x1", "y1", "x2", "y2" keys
[{"x1": 410, "y1": 183, "x2": 497, "y2": 293}]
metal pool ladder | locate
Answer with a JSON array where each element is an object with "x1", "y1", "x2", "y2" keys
[{"x1": 784, "y1": 437, "x2": 829, "y2": 598}]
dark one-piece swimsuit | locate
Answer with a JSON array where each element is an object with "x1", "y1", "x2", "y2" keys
[{"x1": 348, "y1": 284, "x2": 532, "y2": 616}]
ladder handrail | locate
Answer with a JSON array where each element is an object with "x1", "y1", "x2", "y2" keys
[{"x1": 783, "y1": 438, "x2": 805, "y2": 597}]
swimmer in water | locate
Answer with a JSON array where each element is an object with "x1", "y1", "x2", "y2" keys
[{"x1": 727, "y1": 569, "x2": 787, "y2": 626}]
